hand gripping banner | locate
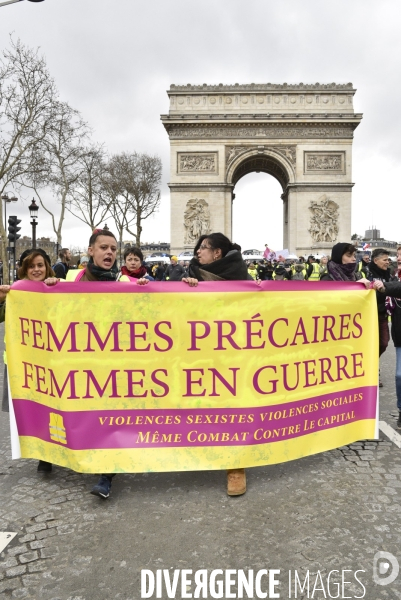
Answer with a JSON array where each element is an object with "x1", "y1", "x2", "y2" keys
[{"x1": 6, "y1": 280, "x2": 379, "y2": 473}]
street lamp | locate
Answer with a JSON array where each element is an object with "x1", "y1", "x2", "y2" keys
[
  {"x1": 103, "y1": 223, "x2": 110, "y2": 231},
  {"x1": 29, "y1": 198, "x2": 39, "y2": 249},
  {"x1": 0, "y1": 0, "x2": 44, "y2": 7}
]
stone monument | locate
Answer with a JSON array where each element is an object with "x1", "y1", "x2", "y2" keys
[{"x1": 161, "y1": 83, "x2": 362, "y2": 255}]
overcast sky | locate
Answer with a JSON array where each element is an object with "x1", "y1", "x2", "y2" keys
[{"x1": 1, "y1": 0, "x2": 400, "y2": 253}]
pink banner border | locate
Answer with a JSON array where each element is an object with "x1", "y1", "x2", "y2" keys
[{"x1": 11, "y1": 280, "x2": 367, "y2": 295}]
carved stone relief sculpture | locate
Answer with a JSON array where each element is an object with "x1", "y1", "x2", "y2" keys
[
  {"x1": 226, "y1": 146, "x2": 248, "y2": 165},
  {"x1": 184, "y1": 198, "x2": 211, "y2": 244},
  {"x1": 308, "y1": 195, "x2": 339, "y2": 243},
  {"x1": 305, "y1": 152, "x2": 344, "y2": 173},
  {"x1": 178, "y1": 153, "x2": 217, "y2": 173},
  {"x1": 226, "y1": 145, "x2": 296, "y2": 167},
  {"x1": 271, "y1": 146, "x2": 296, "y2": 166},
  {"x1": 307, "y1": 155, "x2": 341, "y2": 169}
]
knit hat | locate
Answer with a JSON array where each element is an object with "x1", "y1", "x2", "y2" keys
[
  {"x1": 19, "y1": 248, "x2": 51, "y2": 266},
  {"x1": 170, "y1": 255, "x2": 178, "y2": 262},
  {"x1": 331, "y1": 243, "x2": 351, "y2": 265}
]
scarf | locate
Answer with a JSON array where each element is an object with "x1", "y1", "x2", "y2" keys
[
  {"x1": 188, "y1": 250, "x2": 249, "y2": 281},
  {"x1": 120, "y1": 265, "x2": 148, "y2": 279},
  {"x1": 327, "y1": 260, "x2": 358, "y2": 281},
  {"x1": 86, "y1": 257, "x2": 118, "y2": 281}
]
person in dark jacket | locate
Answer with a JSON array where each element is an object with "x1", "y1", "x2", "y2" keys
[
  {"x1": 256, "y1": 261, "x2": 267, "y2": 281},
  {"x1": 373, "y1": 245, "x2": 401, "y2": 427},
  {"x1": 154, "y1": 262, "x2": 165, "y2": 281},
  {"x1": 273, "y1": 262, "x2": 291, "y2": 280},
  {"x1": 53, "y1": 248, "x2": 71, "y2": 279},
  {"x1": 265, "y1": 261, "x2": 274, "y2": 280},
  {"x1": 165, "y1": 256, "x2": 185, "y2": 281},
  {"x1": 366, "y1": 249, "x2": 392, "y2": 364},
  {"x1": 185, "y1": 232, "x2": 253, "y2": 496}
]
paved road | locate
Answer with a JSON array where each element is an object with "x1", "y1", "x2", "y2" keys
[{"x1": 0, "y1": 322, "x2": 400, "y2": 599}]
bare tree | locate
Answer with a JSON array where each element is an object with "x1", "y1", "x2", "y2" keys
[
  {"x1": 66, "y1": 144, "x2": 113, "y2": 230},
  {"x1": 29, "y1": 101, "x2": 90, "y2": 249},
  {"x1": 123, "y1": 153, "x2": 162, "y2": 246},
  {"x1": 102, "y1": 153, "x2": 139, "y2": 260},
  {"x1": 103, "y1": 152, "x2": 162, "y2": 248},
  {"x1": 0, "y1": 38, "x2": 59, "y2": 282}
]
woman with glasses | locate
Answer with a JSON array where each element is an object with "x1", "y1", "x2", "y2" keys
[
  {"x1": 184, "y1": 233, "x2": 250, "y2": 284},
  {"x1": 184, "y1": 233, "x2": 253, "y2": 496}
]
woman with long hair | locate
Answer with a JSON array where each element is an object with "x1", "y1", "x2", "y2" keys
[{"x1": 0, "y1": 249, "x2": 60, "y2": 473}]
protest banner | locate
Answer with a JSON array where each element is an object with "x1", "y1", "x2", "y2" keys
[{"x1": 6, "y1": 280, "x2": 378, "y2": 473}]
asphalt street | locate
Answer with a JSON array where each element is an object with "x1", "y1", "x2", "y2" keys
[{"x1": 0, "y1": 322, "x2": 400, "y2": 600}]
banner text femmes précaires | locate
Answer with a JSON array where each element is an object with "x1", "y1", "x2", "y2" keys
[{"x1": 18, "y1": 313, "x2": 365, "y2": 401}]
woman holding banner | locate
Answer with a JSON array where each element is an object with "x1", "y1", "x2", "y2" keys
[
  {"x1": 0, "y1": 249, "x2": 60, "y2": 473},
  {"x1": 184, "y1": 232, "x2": 254, "y2": 496},
  {"x1": 67, "y1": 229, "x2": 148, "y2": 499},
  {"x1": 185, "y1": 233, "x2": 250, "y2": 284}
]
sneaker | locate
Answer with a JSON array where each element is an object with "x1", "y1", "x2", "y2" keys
[
  {"x1": 90, "y1": 475, "x2": 112, "y2": 499},
  {"x1": 37, "y1": 460, "x2": 52, "y2": 473},
  {"x1": 397, "y1": 413, "x2": 401, "y2": 429}
]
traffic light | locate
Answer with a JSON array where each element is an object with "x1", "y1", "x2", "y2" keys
[{"x1": 8, "y1": 216, "x2": 21, "y2": 244}]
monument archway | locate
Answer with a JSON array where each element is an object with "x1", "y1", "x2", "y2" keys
[{"x1": 161, "y1": 83, "x2": 362, "y2": 255}]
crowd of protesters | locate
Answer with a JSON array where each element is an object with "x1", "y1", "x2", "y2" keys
[{"x1": 0, "y1": 231, "x2": 400, "y2": 500}]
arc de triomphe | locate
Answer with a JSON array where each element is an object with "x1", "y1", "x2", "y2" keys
[{"x1": 161, "y1": 83, "x2": 362, "y2": 255}]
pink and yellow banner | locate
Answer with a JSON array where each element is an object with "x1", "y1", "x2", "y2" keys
[{"x1": 6, "y1": 280, "x2": 378, "y2": 473}]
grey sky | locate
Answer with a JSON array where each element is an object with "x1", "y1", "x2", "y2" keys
[{"x1": 1, "y1": 0, "x2": 400, "y2": 252}]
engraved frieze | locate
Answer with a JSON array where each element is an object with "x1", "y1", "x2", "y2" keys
[
  {"x1": 305, "y1": 152, "x2": 345, "y2": 173},
  {"x1": 308, "y1": 195, "x2": 339, "y2": 243},
  {"x1": 167, "y1": 124, "x2": 355, "y2": 139},
  {"x1": 184, "y1": 199, "x2": 211, "y2": 244},
  {"x1": 178, "y1": 153, "x2": 217, "y2": 173}
]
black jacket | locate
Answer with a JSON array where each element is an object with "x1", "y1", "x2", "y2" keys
[
  {"x1": 381, "y1": 281, "x2": 401, "y2": 347},
  {"x1": 53, "y1": 261, "x2": 69, "y2": 279},
  {"x1": 188, "y1": 250, "x2": 250, "y2": 281},
  {"x1": 367, "y1": 262, "x2": 391, "y2": 316}
]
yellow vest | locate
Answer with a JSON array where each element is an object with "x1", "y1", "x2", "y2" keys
[
  {"x1": 66, "y1": 269, "x2": 130, "y2": 282},
  {"x1": 308, "y1": 262, "x2": 320, "y2": 281}
]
